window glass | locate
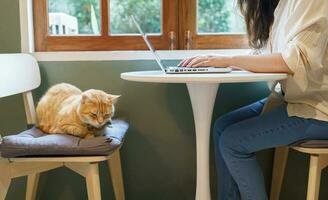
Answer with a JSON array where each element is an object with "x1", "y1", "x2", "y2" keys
[
  {"x1": 48, "y1": 0, "x2": 101, "y2": 35},
  {"x1": 197, "y1": 0, "x2": 245, "y2": 34},
  {"x1": 109, "y1": 0, "x2": 162, "y2": 34}
]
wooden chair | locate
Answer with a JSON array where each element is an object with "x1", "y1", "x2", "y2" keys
[
  {"x1": 0, "y1": 54, "x2": 125, "y2": 200},
  {"x1": 270, "y1": 146, "x2": 328, "y2": 200}
]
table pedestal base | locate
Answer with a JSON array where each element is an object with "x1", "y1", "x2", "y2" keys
[{"x1": 187, "y1": 83, "x2": 219, "y2": 200}]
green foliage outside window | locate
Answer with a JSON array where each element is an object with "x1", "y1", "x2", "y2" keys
[
  {"x1": 48, "y1": 0, "x2": 100, "y2": 34},
  {"x1": 48, "y1": 0, "x2": 244, "y2": 35},
  {"x1": 110, "y1": 0, "x2": 161, "y2": 34},
  {"x1": 198, "y1": 0, "x2": 230, "y2": 33},
  {"x1": 198, "y1": 0, "x2": 245, "y2": 33}
]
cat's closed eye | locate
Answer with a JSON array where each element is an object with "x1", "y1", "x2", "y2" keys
[
  {"x1": 104, "y1": 114, "x2": 111, "y2": 118},
  {"x1": 90, "y1": 113, "x2": 97, "y2": 118}
]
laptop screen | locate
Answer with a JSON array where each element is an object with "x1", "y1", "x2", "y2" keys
[{"x1": 131, "y1": 16, "x2": 167, "y2": 72}]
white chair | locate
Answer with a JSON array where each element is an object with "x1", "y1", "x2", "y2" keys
[
  {"x1": 270, "y1": 146, "x2": 328, "y2": 200},
  {"x1": 0, "y1": 54, "x2": 125, "y2": 200}
]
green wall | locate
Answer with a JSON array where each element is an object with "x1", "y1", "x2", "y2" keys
[{"x1": 1, "y1": 0, "x2": 328, "y2": 199}]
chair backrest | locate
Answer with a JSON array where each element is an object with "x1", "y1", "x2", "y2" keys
[
  {"x1": 0, "y1": 54, "x2": 41, "y2": 125},
  {"x1": 0, "y1": 54, "x2": 41, "y2": 98}
]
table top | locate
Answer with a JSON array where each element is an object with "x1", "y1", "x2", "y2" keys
[{"x1": 121, "y1": 70, "x2": 288, "y2": 84}]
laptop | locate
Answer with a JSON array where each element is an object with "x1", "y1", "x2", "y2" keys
[{"x1": 131, "y1": 16, "x2": 232, "y2": 74}]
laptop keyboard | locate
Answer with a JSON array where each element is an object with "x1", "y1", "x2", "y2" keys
[{"x1": 167, "y1": 67, "x2": 208, "y2": 72}]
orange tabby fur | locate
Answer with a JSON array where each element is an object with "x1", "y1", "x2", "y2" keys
[{"x1": 36, "y1": 83, "x2": 120, "y2": 138}]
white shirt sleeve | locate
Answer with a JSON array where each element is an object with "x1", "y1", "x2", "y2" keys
[{"x1": 281, "y1": 0, "x2": 328, "y2": 80}]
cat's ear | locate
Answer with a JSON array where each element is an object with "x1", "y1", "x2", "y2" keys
[
  {"x1": 81, "y1": 94, "x2": 90, "y2": 104},
  {"x1": 108, "y1": 94, "x2": 121, "y2": 104}
]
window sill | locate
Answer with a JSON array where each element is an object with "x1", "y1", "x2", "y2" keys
[{"x1": 33, "y1": 49, "x2": 251, "y2": 61}]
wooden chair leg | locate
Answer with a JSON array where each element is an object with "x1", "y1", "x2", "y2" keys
[
  {"x1": 0, "y1": 178, "x2": 11, "y2": 200},
  {"x1": 66, "y1": 162, "x2": 101, "y2": 200},
  {"x1": 0, "y1": 159, "x2": 11, "y2": 200},
  {"x1": 26, "y1": 173, "x2": 40, "y2": 200},
  {"x1": 307, "y1": 155, "x2": 322, "y2": 200},
  {"x1": 306, "y1": 154, "x2": 328, "y2": 200},
  {"x1": 108, "y1": 151, "x2": 125, "y2": 200},
  {"x1": 85, "y1": 163, "x2": 101, "y2": 200},
  {"x1": 270, "y1": 146, "x2": 289, "y2": 200}
]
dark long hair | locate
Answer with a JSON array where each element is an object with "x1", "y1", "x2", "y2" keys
[{"x1": 237, "y1": 0, "x2": 280, "y2": 49}]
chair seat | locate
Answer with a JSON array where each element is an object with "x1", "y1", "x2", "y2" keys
[
  {"x1": 0, "y1": 119, "x2": 128, "y2": 158},
  {"x1": 291, "y1": 139, "x2": 328, "y2": 154},
  {"x1": 8, "y1": 155, "x2": 112, "y2": 163},
  {"x1": 292, "y1": 146, "x2": 328, "y2": 154}
]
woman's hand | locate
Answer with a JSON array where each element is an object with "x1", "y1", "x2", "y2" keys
[
  {"x1": 177, "y1": 53, "x2": 293, "y2": 74},
  {"x1": 178, "y1": 55, "x2": 232, "y2": 68}
]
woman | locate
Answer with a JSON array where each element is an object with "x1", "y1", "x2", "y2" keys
[{"x1": 179, "y1": 0, "x2": 328, "y2": 199}]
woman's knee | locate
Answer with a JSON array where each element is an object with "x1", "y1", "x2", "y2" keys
[
  {"x1": 219, "y1": 125, "x2": 249, "y2": 159},
  {"x1": 219, "y1": 127, "x2": 235, "y2": 151},
  {"x1": 213, "y1": 114, "x2": 235, "y2": 138}
]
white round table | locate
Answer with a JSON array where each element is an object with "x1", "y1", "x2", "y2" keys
[{"x1": 121, "y1": 70, "x2": 288, "y2": 200}]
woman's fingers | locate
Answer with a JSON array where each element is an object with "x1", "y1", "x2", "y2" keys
[
  {"x1": 178, "y1": 56, "x2": 196, "y2": 67},
  {"x1": 177, "y1": 59, "x2": 187, "y2": 67},
  {"x1": 179, "y1": 55, "x2": 230, "y2": 68},
  {"x1": 188, "y1": 56, "x2": 216, "y2": 67},
  {"x1": 193, "y1": 60, "x2": 211, "y2": 68},
  {"x1": 179, "y1": 55, "x2": 217, "y2": 67},
  {"x1": 179, "y1": 56, "x2": 208, "y2": 67},
  {"x1": 187, "y1": 57, "x2": 207, "y2": 67}
]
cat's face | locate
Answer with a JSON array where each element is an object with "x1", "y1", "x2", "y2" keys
[{"x1": 78, "y1": 89, "x2": 120, "y2": 128}]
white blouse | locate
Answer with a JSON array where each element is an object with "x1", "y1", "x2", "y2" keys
[{"x1": 269, "y1": 0, "x2": 328, "y2": 121}]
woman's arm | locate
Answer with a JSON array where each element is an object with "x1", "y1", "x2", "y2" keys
[
  {"x1": 178, "y1": 53, "x2": 293, "y2": 74},
  {"x1": 231, "y1": 53, "x2": 293, "y2": 74}
]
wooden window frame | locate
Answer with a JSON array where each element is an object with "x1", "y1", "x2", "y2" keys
[
  {"x1": 178, "y1": 0, "x2": 248, "y2": 50},
  {"x1": 33, "y1": 0, "x2": 248, "y2": 51},
  {"x1": 34, "y1": 0, "x2": 178, "y2": 51}
]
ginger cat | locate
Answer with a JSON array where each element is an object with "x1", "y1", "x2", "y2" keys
[{"x1": 36, "y1": 83, "x2": 120, "y2": 138}]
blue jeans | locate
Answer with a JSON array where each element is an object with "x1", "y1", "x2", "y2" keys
[{"x1": 213, "y1": 99, "x2": 328, "y2": 200}]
